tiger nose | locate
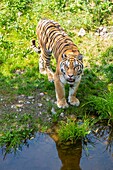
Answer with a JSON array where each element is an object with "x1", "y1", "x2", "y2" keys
[{"x1": 68, "y1": 74, "x2": 73, "y2": 78}]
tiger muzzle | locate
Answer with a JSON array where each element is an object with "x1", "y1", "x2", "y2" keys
[{"x1": 67, "y1": 75, "x2": 75, "y2": 83}]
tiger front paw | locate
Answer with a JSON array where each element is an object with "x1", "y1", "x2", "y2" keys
[
  {"x1": 68, "y1": 96, "x2": 80, "y2": 106},
  {"x1": 57, "y1": 99, "x2": 69, "y2": 108}
]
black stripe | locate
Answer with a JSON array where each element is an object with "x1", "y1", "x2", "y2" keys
[
  {"x1": 56, "y1": 40, "x2": 70, "y2": 50},
  {"x1": 44, "y1": 24, "x2": 55, "y2": 34},
  {"x1": 50, "y1": 34, "x2": 62, "y2": 47},
  {"x1": 50, "y1": 32, "x2": 62, "y2": 42},
  {"x1": 53, "y1": 43, "x2": 69, "y2": 57},
  {"x1": 42, "y1": 24, "x2": 54, "y2": 39},
  {"x1": 48, "y1": 29, "x2": 57, "y2": 39},
  {"x1": 40, "y1": 22, "x2": 53, "y2": 36},
  {"x1": 58, "y1": 44, "x2": 70, "y2": 54}
]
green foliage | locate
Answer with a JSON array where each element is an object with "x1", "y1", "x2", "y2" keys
[
  {"x1": 85, "y1": 0, "x2": 113, "y2": 27},
  {"x1": 100, "y1": 46, "x2": 113, "y2": 82},
  {"x1": 86, "y1": 91, "x2": 113, "y2": 119},
  {"x1": 0, "y1": 113, "x2": 38, "y2": 155},
  {"x1": 58, "y1": 118, "x2": 93, "y2": 142},
  {"x1": 48, "y1": 0, "x2": 67, "y2": 12},
  {"x1": 46, "y1": 0, "x2": 113, "y2": 29},
  {"x1": 6, "y1": 0, "x2": 33, "y2": 11}
]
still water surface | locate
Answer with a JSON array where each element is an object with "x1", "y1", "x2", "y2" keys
[{"x1": 0, "y1": 127, "x2": 113, "y2": 170}]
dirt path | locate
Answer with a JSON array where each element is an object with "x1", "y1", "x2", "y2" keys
[{"x1": 0, "y1": 89, "x2": 55, "y2": 121}]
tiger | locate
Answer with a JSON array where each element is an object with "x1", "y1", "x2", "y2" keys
[{"x1": 31, "y1": 19, "x2": 84, "y2": 108}]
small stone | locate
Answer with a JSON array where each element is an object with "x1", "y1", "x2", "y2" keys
[
  {"x1": 11, "y1": 105, "x2": 16, "y2": 109},
  {"x1": 18, "y1": 100, "x2": 24, "y2": 103},
  {"x1": 67, "y1": 20, "x2": 71, "y2": 24},
  {"x1": 28, "y1": 96, "x2": 34, "y2": 99},
  {"x1": 95, "y1": 26, "x2": 107, "y2": 37},
  {"x1": 51, "y1": 107, "x2": 56, "y2": 114},
  {"x1": 16, "y1": 104, "x2": 23, "y2": 108},
  {"x1": 48, "y1": 117, "x2": 51, "y2": 121},
  {"x1": 39, "y1": 111, "x2": 42, "y2": 115},
  {"x1": 60, "y1": 112, "x2": 64, "y2": 117},
  {"x1": 46, "y1": 97, "x2": 50, "y2": 101},
  {"x1": 17, "y1": 108, "x2": 22, "y2": 112},
  {"x1": 51, "y1": 99, "x2": 55, "y2": 103},
  {"x1": 18, "y1": 95, "x2": 25, "y2": 99},
  {"x1": 40, "y1": 92, "x2": 44, "y2": 96},
  {"x1": 26, "y1": 101, "x2": 31, "y2": 104},
  {"x1": 18, "y1": 11, "x2": 22, "y2": 17},
  {"x1": 30, "y1": 137, "x2": 34, "y2": 140},
  {"x1": 38, "y1": 103, "x2": 42, "y2": 107},
  {"x1": 55, "y1": 101, "x2": 57, "y2": 104},
  {"x1": 78, "y1": 28, "x2": 86, "y2": 37}
]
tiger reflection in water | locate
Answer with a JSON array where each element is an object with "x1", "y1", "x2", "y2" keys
[{"x1": 56, "y1": 142, "x2": 82, "y2": 170}]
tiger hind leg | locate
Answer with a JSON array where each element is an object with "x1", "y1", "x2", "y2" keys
[{"x1": 39, "y1": 56, "x2": 47, "y2": 75}]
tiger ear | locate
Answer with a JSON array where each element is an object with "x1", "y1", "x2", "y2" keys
[
  {"x1": 78, "y1": 54, "x2": 84, "y2": 61},
  {"x1": 62, "y1": 54, "x2": 67, "y2": 59}
]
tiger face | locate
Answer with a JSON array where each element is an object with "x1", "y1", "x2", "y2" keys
[{"x1": 60, "y1": 54, "x2": 83, "y2": 85}]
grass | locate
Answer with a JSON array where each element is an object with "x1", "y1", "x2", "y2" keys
[
  {"x1": 0, "y1": 113, "x2": 38, "y2": 156},
  {"x1": 58, "y1": 118, "x2": 94, "y2": 143},
  {"x1": 85, "y1": 92, "x2": 113, "y2": 119},
  {"x1": 0, "y1": 0, "x2": 113, "y2": 150}
]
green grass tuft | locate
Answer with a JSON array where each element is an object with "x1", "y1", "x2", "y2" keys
[
  {"x1": 0, "y1": 113, "x2": 38, "y2": 156},
  {"x1": 58, "y1": 118, "x2": 93, "y2": 143}
]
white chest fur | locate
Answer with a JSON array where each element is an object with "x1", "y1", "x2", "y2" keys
[{"x1": 59, "y1": 75, "x2": 67, "y2": 84}]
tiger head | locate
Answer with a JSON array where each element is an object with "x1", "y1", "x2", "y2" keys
[{"x1": 60, "y1": 52, "x2": 83, "y2": 84}]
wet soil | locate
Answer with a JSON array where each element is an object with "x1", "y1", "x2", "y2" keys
[{"x1": 0, "y1": 88, "x2": 55, "y2": 122}]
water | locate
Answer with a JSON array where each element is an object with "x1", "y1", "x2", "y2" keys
[
  {"x1": 0, "y1": 126, "x2": 113, "y2": 170},
  {"x1": 0, "y1": 133, "x2": 62, "y2": 170}
]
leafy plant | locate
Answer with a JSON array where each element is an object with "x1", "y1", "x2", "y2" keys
[
  {"x1": 84, "y1": 91, "x2": 113, "y2": 119},
  {"x1": 58, "y1": 118, "x2": 93, "y2": 143},
  {"x1": 0, "y1": 113, "x2": 38, "y2": 156},
  {"x1": 83, "y1": 0, "x2": 113, "y2": 26}
]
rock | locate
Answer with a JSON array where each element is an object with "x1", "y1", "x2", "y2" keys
[
  {"x1": 38, "y1": 103, "x2": 42, "y2": 107},
  {"x1": 78, "y1": 28, "x2": 86, "y2": 37},
  {"x1": 95, "y1": 26, "x2": 107, "y2": 37},
  {"x1": 17, "y1": 108, "x2": 22, "y2": 112},
  {"x1": 28, "y1": 96, "x2": 34, "y2": 99},
  {"x1": 18, "y1": 11, "x2": 22, "y2": 17},
  {"x1": 60, "y1": 112, "x2": 64, "y2": 117},
  {"x1": 11, "y1": 105, "x2": 15, "y2": 109},
  {"x1": 51, "y1": 107, "x2": 56, "y2": 114},
  {"x1": 26, "y1": 101, "x2": 31, "y2": 104},
  {"x1": 18, "y1": 100, "x2": 24, "y2": 103},
  {"x1": 16, "y1": 104, "x2": 23, "y2": 108},
  {"x1": 40, "y1": 92, "x2": 44, "y2": 96}
]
